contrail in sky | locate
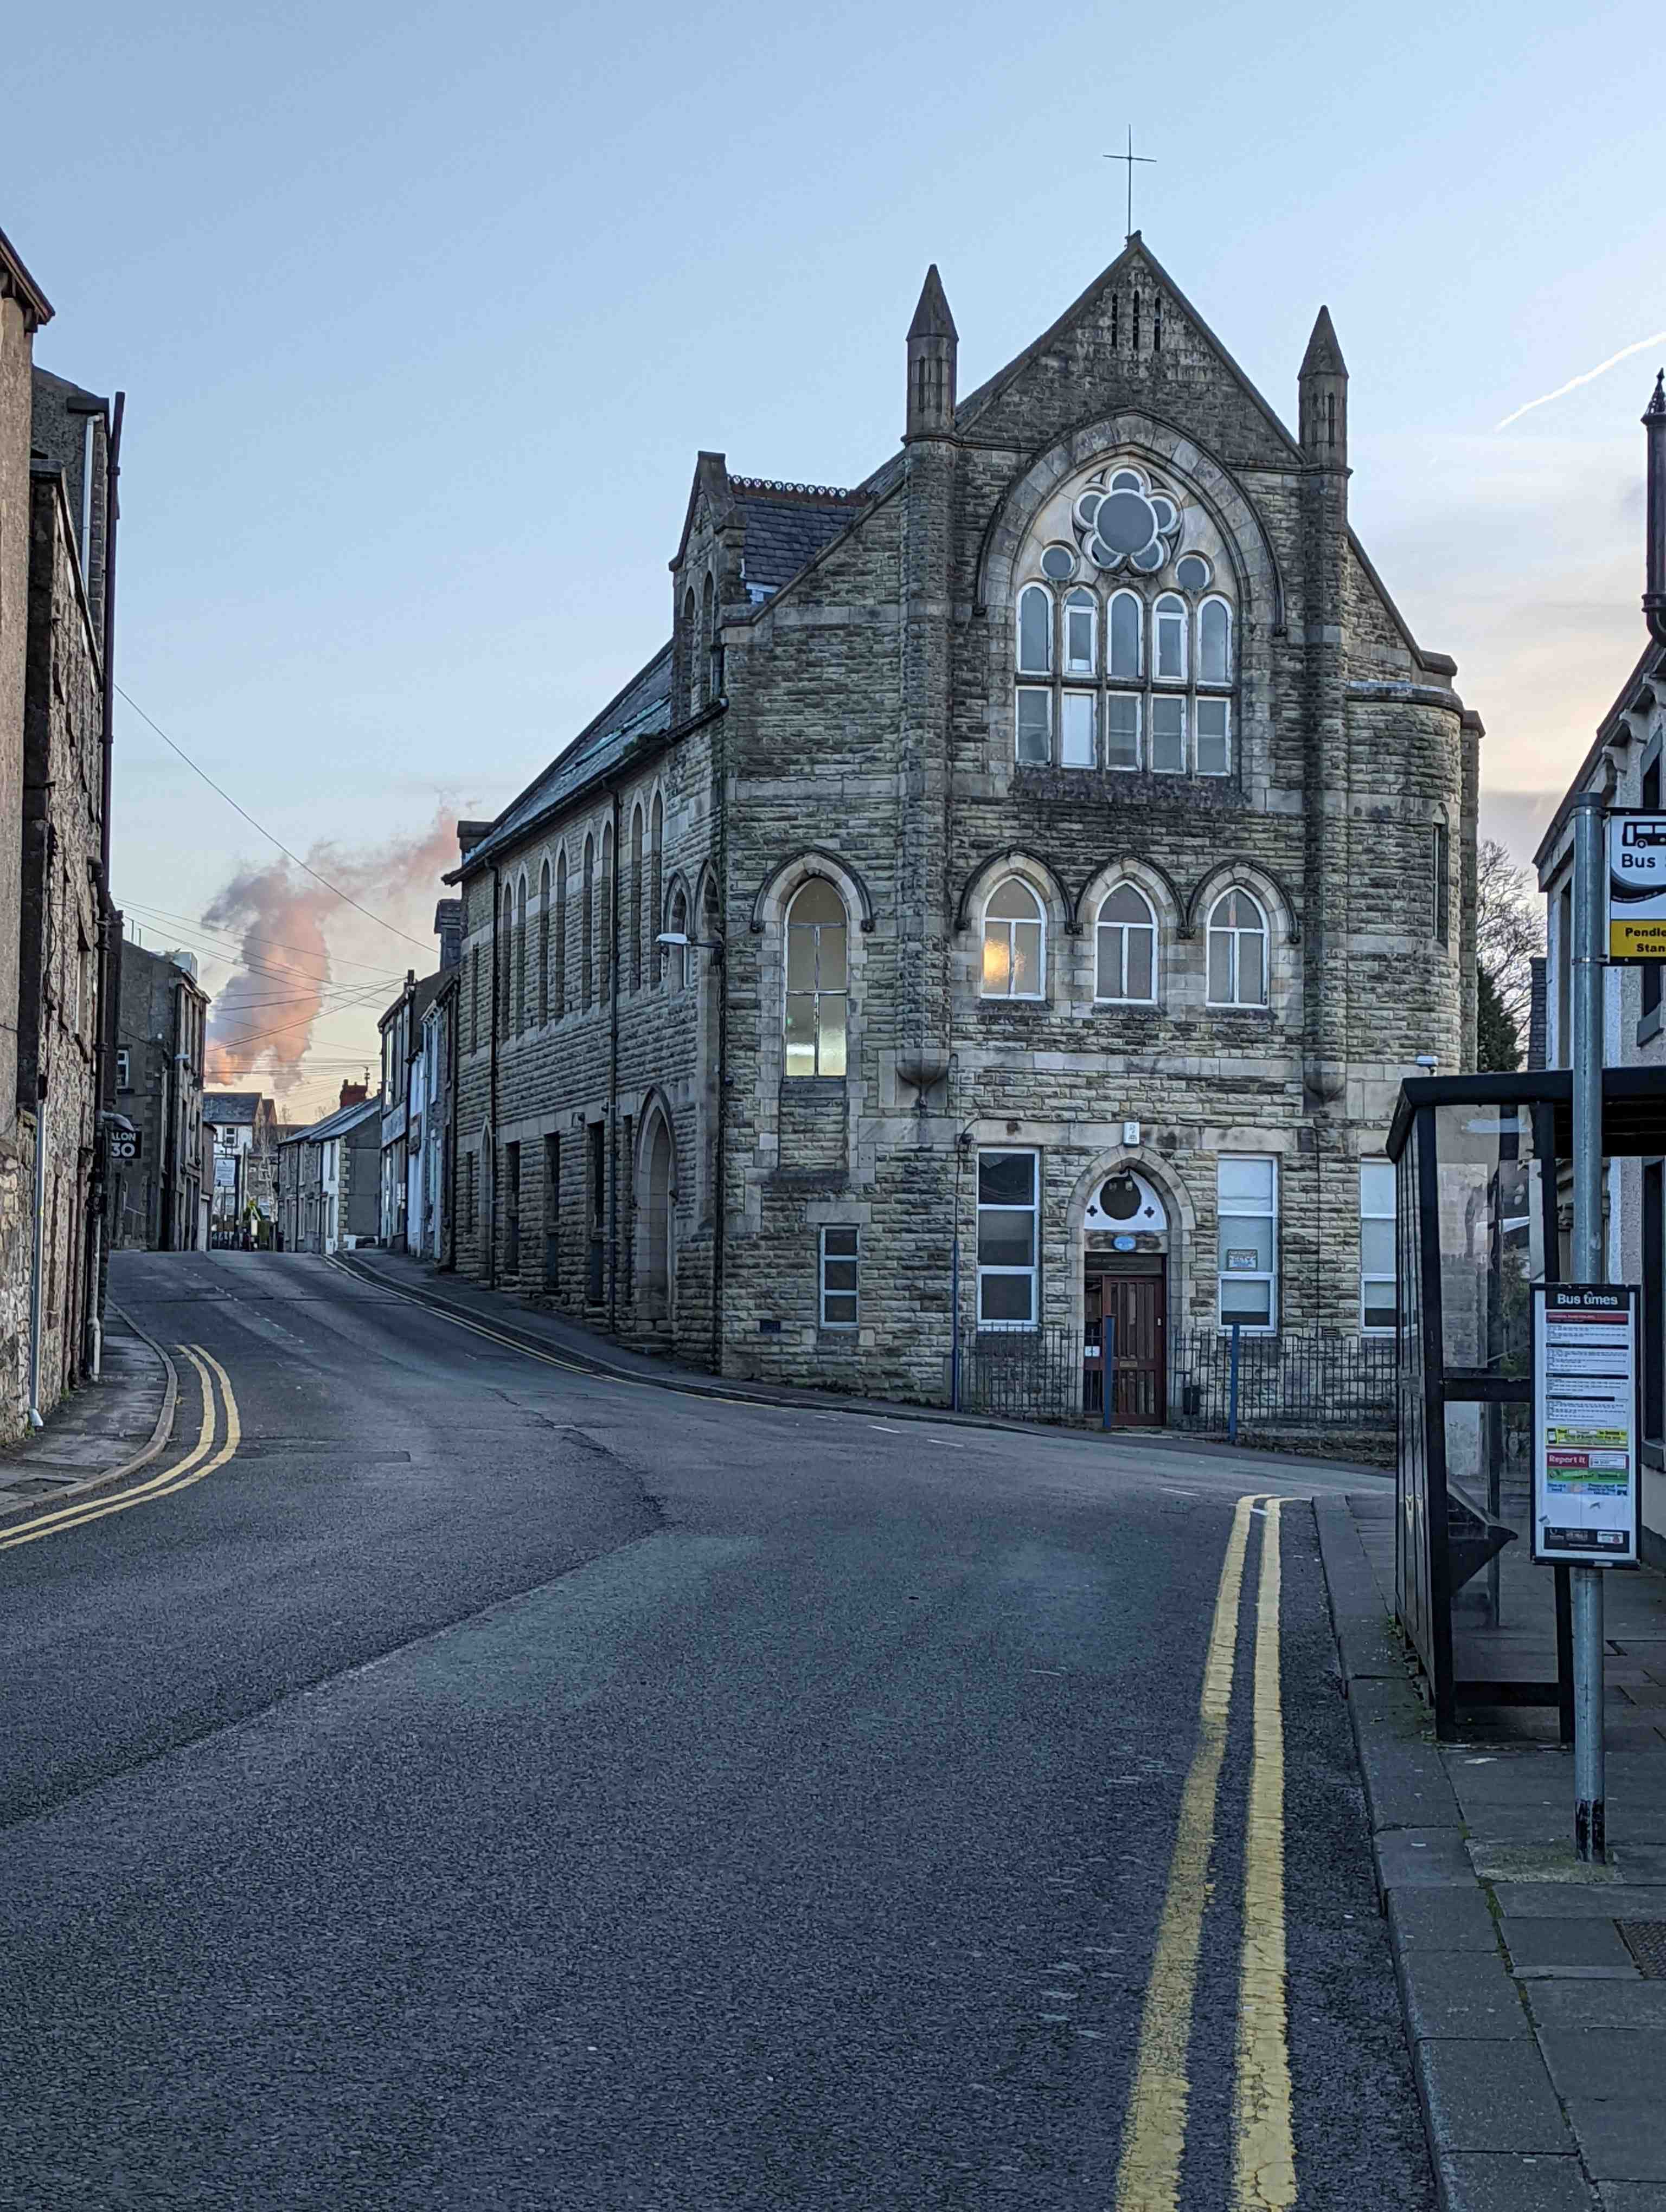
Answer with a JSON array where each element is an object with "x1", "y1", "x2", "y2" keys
[{"x1": 1496, "y1": 330, "x2": 1666, "y2": 430}]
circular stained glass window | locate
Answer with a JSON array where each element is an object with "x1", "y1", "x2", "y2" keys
[
  {"x1": 1040, "y1": 544, "x2": 1077, "y2": 581},
  {"x1": 1176, "y1": 554, "x2": 1211, "y2": 591},
  {"x1": 1099, "y1": 1174, "x2": 1142, "y2": 1221},
  {"x1": 1131, "y1": 542, "x2": 1165, "y2": 573},
  {"x1": 1150, "y1": 497, "x2": 1178, "y2": 533},
  {"x1": 1075, "y1": 490, "x2": 1104, "y2": 530},
  {"x1": 1111, "y1": 470, "x2": 1144, "y2": 492}
]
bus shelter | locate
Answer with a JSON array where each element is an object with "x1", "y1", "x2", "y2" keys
[{"x1": 1388, "y1": 1070, "x2": 1666, "y2": 1738}]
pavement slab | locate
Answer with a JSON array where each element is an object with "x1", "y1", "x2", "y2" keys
[
  {"x1": 1414, "y1": 2039, "x2": 1576, "y2": 2156},
  {"x1": 1441, "y1": 2155, "x2": 1605, "y2": 2211},
  {"x1": 1536, "y1": 2032, "x2": 1666, "y2": 2181}
]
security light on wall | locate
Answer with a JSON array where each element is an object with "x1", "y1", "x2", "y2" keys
[
  {"x1": 1414, "y1": 1054, "x2": 1440, "y2": 1071},
  {"x1": 655, "y1": 931, "x2": 724, "y2": 962}
]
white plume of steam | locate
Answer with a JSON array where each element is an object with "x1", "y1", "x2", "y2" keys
[
  {"x1": 1496, "y1": 331, "x2": 1666, "y2": 431},
  {"x1": 202, "y1": 811, "x2": 459, "y2": 1099}
]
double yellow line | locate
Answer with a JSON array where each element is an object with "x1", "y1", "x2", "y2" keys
[
  {"x1": 0, "y1": 1346, "x2": 241, "y2": 1551},
  {"x1": 1114, "y1": 1494, "x2": 1295, "y2": 2211}
]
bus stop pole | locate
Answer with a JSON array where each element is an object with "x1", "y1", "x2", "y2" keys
[{"x1": 1571, "y1": 788, "x2": 1607, "y2": 1862}]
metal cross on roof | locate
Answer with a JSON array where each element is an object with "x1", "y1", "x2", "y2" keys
[{"x1": 1104, "y1": 128, "x2": 1155, "y2": 241}]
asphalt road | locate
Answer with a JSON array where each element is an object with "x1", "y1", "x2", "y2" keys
[{"x1": 0, "y1": 1252, "x2": 1432, "y2": 2209}]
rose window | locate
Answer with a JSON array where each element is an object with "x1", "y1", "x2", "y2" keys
[{"x1": 1073, "y1": 468, "x2": 1181, "y2": 575}]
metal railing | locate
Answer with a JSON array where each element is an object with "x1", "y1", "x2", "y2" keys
[
  {"x1": 1168, "y1": 1326, "x2": 1396, "y2": 1437},
  {"x1": 958, "y1": 1325, "x2": 1087, "y2": 1425}
]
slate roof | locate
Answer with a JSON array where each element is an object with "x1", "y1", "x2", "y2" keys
[
  {"x1": 731, "y1": 483, "x2": 866, "y2": 598},
  {"x1": 281, "y1": 1095, "x2": 383, "y2": 1147},
  {"x1": 204, "y1": 1092, "x2": 262, "y2": 1126},
  {"x1": 458, "y1": 645, "x2": 674, "y2": 874}
]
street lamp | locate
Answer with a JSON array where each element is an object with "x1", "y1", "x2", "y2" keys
[{"x1": 655, "y1": 932, "x2": 724, "y2": 962}]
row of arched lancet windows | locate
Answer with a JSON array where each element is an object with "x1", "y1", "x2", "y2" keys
[
  {"x1": 978, "y1": 876, "x2": 1270, "y2": 1008},
  {"x1": 1014, "y1": 579, "x2": 1234, "y2": 779},
  {"x1": 474, "y1": 793, "x2": 703, "y2": 1050}
]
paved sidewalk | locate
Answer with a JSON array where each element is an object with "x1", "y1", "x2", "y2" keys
[
  {"x1": 0, "y1": 1306, "x2": 175, "y2": 1525},
  {"x1": 336, "y1": 1245, "x2": 1393, "y2": 1476},
  {"x1": 1319, "y1": 1489, "x2": 1666, "y2": 2211}
]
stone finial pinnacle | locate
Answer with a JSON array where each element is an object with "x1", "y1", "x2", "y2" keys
[
  {"x1": 908, "y1": 264, "x2": 957, "y2": 344},
  {"x1": 1300, "y1": 304, "x2": 1347, "y2": 380},
  {"x1": 1646, "y1": 369, "x2": 1665, "y2": 422}
]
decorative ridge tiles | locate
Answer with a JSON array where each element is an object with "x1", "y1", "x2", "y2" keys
[{"x1": 728, "y1": 478, "x2": 865, "y2": 504}]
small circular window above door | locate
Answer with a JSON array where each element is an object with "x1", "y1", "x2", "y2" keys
[{"x1": 1085, "y1": 1169, "x2": 1168, "y2": 1234}]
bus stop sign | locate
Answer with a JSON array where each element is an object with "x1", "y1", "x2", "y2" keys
[{"x1": 1608, "y1": 810, "x2": 1666, "y2": 962}]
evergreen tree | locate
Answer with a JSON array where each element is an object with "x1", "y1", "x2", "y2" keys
[{"x1": 1477, "y1": 961, "x2": 1520, "y2": 1071}]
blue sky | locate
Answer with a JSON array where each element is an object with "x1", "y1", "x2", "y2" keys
[{"x1": 7, "y1": 0, "x2": 1663, "y2": 1109}]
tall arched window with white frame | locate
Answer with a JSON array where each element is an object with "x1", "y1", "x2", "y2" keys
[
  {"x1": 650, "y1": 794, "x2": 664, "y2": 983},
  {"x1": 581, "y1": 836, "x2": 595, "y2": 1013},
  {"x1": 668, "y1": 885, "x2": 689, "y2": 991},
  {"x1": 1017, "y1": 584, "x2": 1053, "y2": 675},
  {"x1": 1206, "y1": 888, "x2": 1268, "y2": 1007},
  {"x1": 982, "y1": 877, "x2": 1046, "y2": 999},
  {"x1": 1154, "y1": 593, "x2": 1187, "y2": 681},
  {"x1": 1198, "y1": 596, "x2": 1232, "y2": 686},
  {"x1": 1094, "y1": 884, "x2": 1158, "y2": 1002},
  {"x1": 630, "y1": 805, "x2": 645, "y2": 993},
  {"x1": 1063, "y1": 588, "x2": 1096, "y2": 676},
  {"x1": 784, "y1": 878, "x2": 848, "y2": 1077}
]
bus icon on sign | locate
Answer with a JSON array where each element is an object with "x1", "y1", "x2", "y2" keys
[{"x1": 1621, "y1": 819, "x2": 1666, "y2": 852}]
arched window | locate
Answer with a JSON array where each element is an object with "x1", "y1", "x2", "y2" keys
[
  {"x1": 1155, "y1": 593, "x2": 1187, "y2": 681},
  {"x1": 1095, "y1": 884, "x2": 1157, "y2": 1002},
  {"x1": 702, "y1": 573, "x2": 719, "y2": 705},
  {"x1": 498, "y1": 883, "x2": 512, "y2": 1029},
  {"x1": 1199, "y1": 597, "x2": 1232, "y2": 686},
  {"x1": 650, "y1": 794, "x2": 664, "y2": 985},
  {"x1": 554, "y1": 848, "x2": 568, "y2": 1018},
  {"x1": 471, "y1": 945, "x2": 481, "y2": 1050},
  {"x1": 982, "y1": 877, "x2": 1045, "y2": 999},
  {"x1": 1207, "y1": 889, "x2": 1268, "y2": 1007},
  {"x1": 581, "y1": 836, "x2": 595, "y2": 1012},
  {"x1": 668, "y1": 885, "x2": 689, "y2": 991},
  {"x1": 514, "y1": 874, "x2": 528, "y2": 1033},
  {"x1": 682, "y1": 589, "x2": 698, "y2": 715},
  {"x1": 1108, "y1": 589, "x2": 1142, "y2": 680},
  {"x1": 1063, "y1": 588, "x2": 1096, "y2": 676},
  {"x1": 538, "y1": 859, "x2": 552, "y2": 1023},
  {"x1": 784, "y1": 878, "x2": 848, "y2": 1078},
  {"x1": 600, "y1": 822, "x2": 614, "y2": 1001},
  {"x1": 1017, "y1": 584, "x2": 1052, "y2": 674},
  {"x1": 630, "y1": 805, "x2": 645, "y2": 992}
]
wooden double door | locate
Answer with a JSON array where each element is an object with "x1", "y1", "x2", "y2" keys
[{"x1": 1085, "y1": 1265, "x2": 1168, "y2": 1424}]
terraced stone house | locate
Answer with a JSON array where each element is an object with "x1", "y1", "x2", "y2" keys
[{"x1": 448, "y1": 236, "x2": 1479, "y2": 1416}]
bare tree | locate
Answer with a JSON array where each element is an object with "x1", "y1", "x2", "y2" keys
[{"x1": 1476, "y1": 838, "x2": 1544, "y2": 1032}]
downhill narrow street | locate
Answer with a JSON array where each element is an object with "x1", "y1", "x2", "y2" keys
[{"x1": 1, "y1": 1252, "x2": 1431, "y2": 2209}]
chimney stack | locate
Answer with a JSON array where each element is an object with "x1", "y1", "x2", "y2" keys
[{"x1": 338, "y1": 1081, "x2": 368, "y2": 1109}]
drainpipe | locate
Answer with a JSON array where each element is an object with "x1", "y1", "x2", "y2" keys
[
  {"x1": 84, "y1": 394, "x2": 122, "y2": 1373},
  {"x1": 488, "y1": 865, "x2": 500, "y2": 1288},
  {"x1": 1646, "y1": 371, "x2": 1666, "y2": 647},
  {"x1": 708, "y1": 697, "x2": 729, "y2": 1377},
  {"x1": 26, "y1": 1076, "x2": 46, "y2": 1427},
  {"x1": 607, "y1": 783, "x2": 621, "y2": 1333}
]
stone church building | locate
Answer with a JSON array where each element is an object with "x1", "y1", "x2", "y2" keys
[{"x1": 448, "y1": 237, "x2": 1479, "y2": 1415}]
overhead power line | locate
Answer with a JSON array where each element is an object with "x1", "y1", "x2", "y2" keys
[
  {"x1": 122, "y1": 900, "x2": 415, "y2": 979},
  {"x1": 116, "y1": 686, "x2": 436, "y2": 954}
]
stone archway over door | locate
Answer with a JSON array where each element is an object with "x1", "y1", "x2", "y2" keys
[{"x1": 645, "y1": 1117, "x2": 674, "y2": 1320}]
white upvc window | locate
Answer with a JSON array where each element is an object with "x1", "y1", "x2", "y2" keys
[
  {"x1": 116, "y1": 1049, "x2": 131, "y2": 1091},
  {"x1": 1219, "y1": 1156, "x2": 1277, "y2": 1332},
  {"x1": 1196, "y1": 698, "x2": 1230, "y2": 777},
  {"x1": 1206, "y1": 889, "x2": 1268, "y2": 1006},
  {"x1": 1095, "y1": 884, "x2": 1157, "y2": 1002},
  {"x1": 1154, "y1": 593, "x2": 1187, "y2": 681},
  {"x1": 1108, "y1": 589, "x2": 1142, "y2": 680},
  {"x1": 1060, "y1": 690, "x2": 1096, "y2": 768},
  {"x1": 977, "y1": 1149, "x2": 1039, "y2": 1326},
  {"x1": 1017, "y1": 584, "x2": 1053, "y2": 674},
  {"x1": 1198, "y1": 596, "x2": 1232, "y2": 685},
  {"x1": 982, "y1": 877, "x2": 1046, "y2": 998},
  {"x1": 1151, "y1": 694, "x2": 1186, "y2": 774},
  {"x1": 1360, "y1": 1161, "x2": 1397, "y2": 1334},
  {"x1": 1063, "y1": 588, "x2": 1097, "y2": 676},
  {"x1": 1016, "y1": 687, "x2": 1052, "y2": 766},
  {"x1": 820, "y1": 1226, "x2": 860, "y2": 1328},
  {"x1": 1105, "y1": 693, "x2": 1140, "y2": 770}
]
